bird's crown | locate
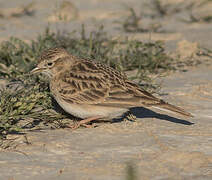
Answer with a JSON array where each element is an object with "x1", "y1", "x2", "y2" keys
[{"x1": 38, "y1": 47, "x2": 69, "y2": 63}]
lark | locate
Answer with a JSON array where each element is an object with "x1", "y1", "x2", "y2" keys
[{"x1": 31, "y1": 47, "x2": 193, "y2": 129}]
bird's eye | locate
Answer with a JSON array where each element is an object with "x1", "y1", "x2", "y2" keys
[{"x1": 47, "y1": 62, "x2": 53, "y2": 67}]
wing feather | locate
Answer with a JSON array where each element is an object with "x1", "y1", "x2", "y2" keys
[
  {"x1": 54, "y1": 59, "x2": 162, "y2": 107},
  {"x1": 51, "y1": 59, "x2": 192, "y2": 117},
  {"x1": 54, "y1": 60, "x2": 110, "y2": 104}
]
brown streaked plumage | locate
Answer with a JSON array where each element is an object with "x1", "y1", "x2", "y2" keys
[{"x1": 31, "y1": 47, "x2": 193, "y2": 128}]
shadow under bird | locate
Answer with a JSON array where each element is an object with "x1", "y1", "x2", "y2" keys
[{"x1": 31, "y1": 48, "x2": 193, "y2": 129}]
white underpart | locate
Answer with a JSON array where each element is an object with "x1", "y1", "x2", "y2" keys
[{"x1": 55, "y1": 96, "x2": 128, "y2": 119}]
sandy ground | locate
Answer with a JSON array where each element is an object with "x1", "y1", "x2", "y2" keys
[{"x1": 0, "y1": 0, "x2": 212, "y2": 179}]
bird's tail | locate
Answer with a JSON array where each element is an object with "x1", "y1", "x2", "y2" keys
[{"x1": 151, "y1": 100, "x2": 193, "y2": 118}]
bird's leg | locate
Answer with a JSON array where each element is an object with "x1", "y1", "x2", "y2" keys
[{"x1": 68, "y1": 116, "x2": 103, "y2": 130}]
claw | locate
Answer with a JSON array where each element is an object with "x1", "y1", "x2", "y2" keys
[{"x1": 68, "y1": 116, "x2": 102, "y2": 129}]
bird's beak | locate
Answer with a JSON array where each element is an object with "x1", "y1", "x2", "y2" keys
[{"x1": 30, "y1": 67, "x2": 42, "y2": 74}]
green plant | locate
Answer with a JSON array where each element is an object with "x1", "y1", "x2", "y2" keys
[{"x1": 0, "y1": 25, "x2": 182, "y2": 140}]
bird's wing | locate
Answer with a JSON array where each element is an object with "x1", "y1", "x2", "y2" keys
[
  {"x1": 56, "y1": 59, "x2": 160, "y2": 107},
  {"x1": 55, "y1": 59, "x2": 193, "y2": 117},
  {"x1": 56, "y1": 60, "x2": 111, "y2": 105},
  {"x1": 103, "y1": 80, "x2": 193, "y2": 117},
  {"x1": 102, "y1": 80, "x2": 161, "y2": 107}
]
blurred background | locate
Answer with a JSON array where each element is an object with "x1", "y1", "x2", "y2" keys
[{"x1": 0, "y1": 0, "x2": 212, "y2": 50}]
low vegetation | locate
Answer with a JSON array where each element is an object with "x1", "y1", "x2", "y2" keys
[{"x1": 0, "y1": 25, "x2": 208, "y2": 141}]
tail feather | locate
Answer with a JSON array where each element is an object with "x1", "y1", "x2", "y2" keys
[{"x1": 152, "y1": 100, "x2": 193, "y2": 118}]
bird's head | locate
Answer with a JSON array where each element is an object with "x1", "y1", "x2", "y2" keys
[{"x1": 31, "y1": 47, "x2": 70, "y2": 78}]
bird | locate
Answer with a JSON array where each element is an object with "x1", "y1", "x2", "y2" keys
[{"x1": 31, "y1": 47, "x2": 193, "y2": 129}]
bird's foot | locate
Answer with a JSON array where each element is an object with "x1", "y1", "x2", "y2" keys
[{"x1": 68, "y1": 116, "x2": 102, "y2": 130}]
